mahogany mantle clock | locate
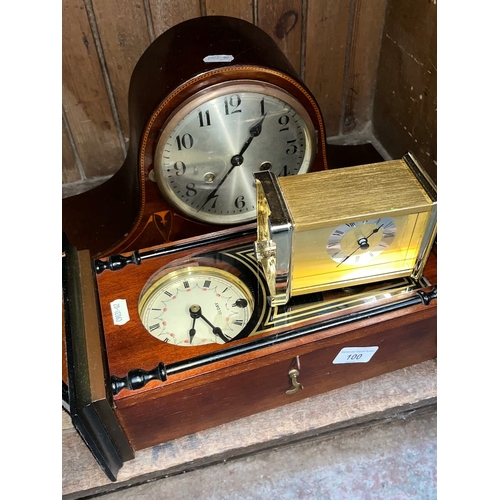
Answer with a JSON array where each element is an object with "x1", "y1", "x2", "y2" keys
[{"x1": 62, "y1": 16, "x2": 328, "y2": 259}]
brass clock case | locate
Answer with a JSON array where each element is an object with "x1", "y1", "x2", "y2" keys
[{"x1": 254, "y1": 152, "x2": 437, "y2": 305}]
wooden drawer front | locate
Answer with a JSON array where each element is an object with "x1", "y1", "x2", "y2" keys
[
  {"x1": 297, "y1": 313, "x2": 436, "y2": 398},
  {"x1": 115, "y1": 306, "x2": 436, "y2": 451}
]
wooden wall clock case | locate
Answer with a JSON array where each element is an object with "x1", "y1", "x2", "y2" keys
[{"x1": 63, "y1": 226, "x2": 437, "y2": 481}]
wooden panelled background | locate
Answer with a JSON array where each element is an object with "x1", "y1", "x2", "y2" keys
[{"x1": 62, "y1": 0, "x2": 436, "y2": 197}]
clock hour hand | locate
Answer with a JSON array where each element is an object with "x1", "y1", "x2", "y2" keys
[
  {"x1": 197, "y1": 114, "x2": 267, "y2": 213},
  {"x1": 237, "y1": 113, "x2": 267, "y2": 157},
  {"x1": 337, "y1": 224, "x2": 383, "y2": 266},
  {"x1": 189, "y1": 319, "x2": 197, "y2": 344},
  {"x1": 188, "y1": 305, "x2": 201, "y2": 343},
  {"x1": 363, "y1": 224, "x2": 383, "y2": 242}
]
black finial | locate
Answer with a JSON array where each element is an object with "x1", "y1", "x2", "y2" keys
[
  {"x1": 94, "y1": 251, "x2": 141, "y2": 274},
  {"x1": 111, "y1": 363, "x2": 167, "y2": 395}
]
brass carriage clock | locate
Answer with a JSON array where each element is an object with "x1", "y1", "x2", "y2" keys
[{"x1": 254, "y1": 152, "x2": 437, "y2": 305}]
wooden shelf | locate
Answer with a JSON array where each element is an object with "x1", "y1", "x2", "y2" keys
[{"x1": 63, "y1": 359, "x2": 436, "y2": 499}]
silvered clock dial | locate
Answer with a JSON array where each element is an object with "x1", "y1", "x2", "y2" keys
[
  {"x1": 327, "y1": 218, "x2": 397, "y2": 265},
  {"x1": 153, "y1": 81, "x2": 316, "y2": 225}
]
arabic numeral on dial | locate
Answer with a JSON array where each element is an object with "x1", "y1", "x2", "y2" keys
[
  {"x1": 186, "y1": 183, "x2": 197, "y2": 197},
  {"x1": 286, "y1": 139, "x2": 298, "y2": 155},
  {"x1": 278, "y1": 115, "x2": 290, "y2": 131},
  {"x1": 224, "y1": 95, "x2": 242, "y2": 114},
  {"x1": 176, "y1": 133, "x2": 194, "y2": 150},
  {"x1": 277, "y1": 165, "x2": 289, "y2": 176},
  {"x1": 260, "y1": 98, "x2": 265, "y2": 115},
  {"x1": 174, "y1": 161, "x2": 186, "y2": 175},
  {"x1": 198, "y1": 110, "x2": 211, "y2": 127},
  {"x1": 235, "y1": 196, "x2": 246, "y2": 209}
]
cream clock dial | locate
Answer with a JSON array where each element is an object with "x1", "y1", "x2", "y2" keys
[
  {"x1": 139, "y1": 266, "x2": 255, "y2": 346},
  {"x1": 153, "y1": 81, "x2": 316, "y2": 225}
]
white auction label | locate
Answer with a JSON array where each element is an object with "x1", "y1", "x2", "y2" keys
[
  {"x1": 203, "y1": 54, "x2": 234, "y2": 62},
  {"x1": 332, "y1": 346, "x2": 379, "y2": 364},
  {"x1": 110, "y1": 299, "x2": 130, "y2": 326}
]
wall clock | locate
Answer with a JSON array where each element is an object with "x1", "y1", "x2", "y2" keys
[
  {"x1": 138, "y1": 265, "x2": 258, "y2": 345},
  {"x1": 62, "y1": 16, "x2": 328, "y2": 259},
  {"x1": 63, "y1": 156, "x2": 437, "y2": 482}
]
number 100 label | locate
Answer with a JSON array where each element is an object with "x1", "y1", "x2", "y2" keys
[{"x1": 332, "y1": 346, "x2": 379, "y2": 364}]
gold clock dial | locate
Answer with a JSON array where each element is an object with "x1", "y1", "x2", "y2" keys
[
  {"x1": 138, "y1": 266, "x2": 255, "y2": 346},
  {"x1": 153, "y1": 81, "x2": 316, "y2": 225}
]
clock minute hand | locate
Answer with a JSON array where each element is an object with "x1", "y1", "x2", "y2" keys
[
  {"x1": 337, "y1": 224, "x2": 383, "y2": 267},
  {"x1": 198, "y1": 310, "x2": 232, "y2": 343},
  {"x1": 197, "y1": 114, "x2": 267, "y2": 213},
  {"x1": 337, "y1": 245, "x2": 362, "y2": 267},
  {"x1": 197, "y1": 163, "x2": 237, "y2": 212}
]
